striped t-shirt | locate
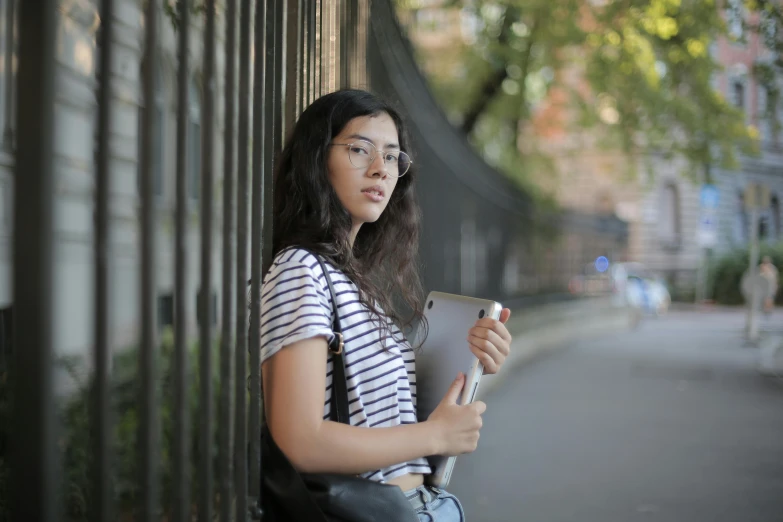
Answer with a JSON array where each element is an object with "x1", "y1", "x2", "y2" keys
[{"x1": 259, "y1": 247, "x2": 432, "y2": 483}]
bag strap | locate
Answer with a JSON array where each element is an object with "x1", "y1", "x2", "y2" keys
[{"x1": 313, "y1": 255, "x2": 351, "y2": 425}]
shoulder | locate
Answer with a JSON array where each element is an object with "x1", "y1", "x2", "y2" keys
[{"x1": 266, "y1": 247, "x2": 327, "y2": 281}]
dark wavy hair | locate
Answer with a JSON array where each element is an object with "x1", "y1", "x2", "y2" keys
[{"x1": 272, "y1": 89, "x2": 425, "y2": 340}]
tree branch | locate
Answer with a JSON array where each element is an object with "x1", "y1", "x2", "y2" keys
[{"x1": 461, "y1": 7, "x2": 528, "y2": 135}]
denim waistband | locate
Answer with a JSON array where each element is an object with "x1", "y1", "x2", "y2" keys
[{"x1": 404, "y1": 485, "x2": 440, "y2": 512}]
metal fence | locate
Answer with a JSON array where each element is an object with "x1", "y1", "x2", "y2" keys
[
  {"x1": 2, "y1": 1, "x2": 626, "y2": 521},
  {"x1": 7, "y1": 0, "x2": 369, "y2": 520}
]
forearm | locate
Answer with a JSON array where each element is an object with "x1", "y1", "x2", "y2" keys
[{"x1": 284, "y1": 420, "x2": 439, "y2": 475}]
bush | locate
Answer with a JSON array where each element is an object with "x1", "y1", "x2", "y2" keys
[
  {"x1": 708, "y1": 242, "x2": 783, "y2": 305},
  {"x1": 0, "y1": 331, "x2": 232, "y2": 521}
]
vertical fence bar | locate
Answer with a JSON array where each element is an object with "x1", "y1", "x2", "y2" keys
[
  {"x1": 234, "y1": 0, "x2": 252, "y2": 518},
  {"x1": 273, "y1": 0, "x2": 284, "y2": 160},
  {"x1": 338, "y1": 0, "x2": 346, "y2": 87},
  {"x1": 339, "y1": 0, "x2": 347, "y2": 88},
  {"x1": 247, "y1": 0, "x2": 265, "y2": 514},
  {"x1": 356, "y1": 0, "x2": 367, "y2": 88},
  {"x1": 285, "y1": 0, "x2": 302, "y2": 133},
  {"x1": 348, "y1": 0, "x2": 357, "y2": 87},
  {"x1": 3, "y1": 0, "x2": 16, "y2": 145},
  {"x1": 308, "y1": 0, "x2": 317, "y2": 104},
  {"x1": 92, "y1": 0, "x2": 114, "y2": 520},
  {"x1": 138, "y1": 0, "x2": 160, "y2": 520},
  {"x1": 270, "y1": 0, "x2": 284, "y2": 261},
  {"x1": 11, "y1": 0, "x2": 57, "y2": 520},
  {"x1": 199, "y1": 0, "x2": 217, "y2": 519},
  {"x1": 320, "y1": 0, "x2": 328, "y2": 93},
  {"x1": 219, "y1": 0, "x2": 237, "y2": 519},
  {"x1": 313, "y1": 0, "x2": 320, "y2": 99},
  {"x1": 300, "y1": 0, "x2": 309, "y2": 111},
  {"x1": 172, "y1": 0, "x2": 192, "y2": 519}
]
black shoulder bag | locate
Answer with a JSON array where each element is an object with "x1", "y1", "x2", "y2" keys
[{"x1": 260, "y1": 254, "x2": 419, "y2": 522}]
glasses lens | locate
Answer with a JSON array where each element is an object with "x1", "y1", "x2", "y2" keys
[
  {"x1": 347, "y1": 142, "x2": 374, "y2": 168},
  {"x1": 396, "y1": 151, "x2": 411, "y2": 177}
]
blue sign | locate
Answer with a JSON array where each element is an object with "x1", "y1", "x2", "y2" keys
[
  {"x1": 595, "y1": 256, "x2": 610, "y2": 273},
  {"x1": 700, "y1": 184, "x2": 720, "y2": 209}
]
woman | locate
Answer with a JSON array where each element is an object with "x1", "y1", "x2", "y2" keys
[{"x1": 259, "y1": 89, "x2": 513, "y2": 521}]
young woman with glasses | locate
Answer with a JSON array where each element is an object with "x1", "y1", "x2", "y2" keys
[{"x1": 258, "y1": 89, "x2": 513, "y2": 521}]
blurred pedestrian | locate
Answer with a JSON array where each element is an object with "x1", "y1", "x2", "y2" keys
[{"x1": 759, "y1": 256, "x2": 779, "y2": 314}]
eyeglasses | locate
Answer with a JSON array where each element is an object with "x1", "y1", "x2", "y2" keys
[{"x1": 330, "y1": 140, "x2": 412, "y2": 178}]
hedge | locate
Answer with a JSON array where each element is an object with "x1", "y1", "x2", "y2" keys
[{"x1": 708, "y1": 242, "x2": 783, "y2": 305}]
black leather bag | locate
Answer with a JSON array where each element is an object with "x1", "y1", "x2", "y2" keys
[{"x1": 260, "y1": 254, "x2": 419, "y2": 522}]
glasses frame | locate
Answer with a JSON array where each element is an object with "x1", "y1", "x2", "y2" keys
[{"x1": 330, "y1": 139, "x2": 412, "y2": 178}]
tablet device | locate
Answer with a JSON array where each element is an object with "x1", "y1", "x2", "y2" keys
[{"x1": 414, "y1": 291, "x2": 502, "y2": 488}]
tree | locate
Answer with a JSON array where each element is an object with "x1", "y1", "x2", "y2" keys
[{"x1": 397, "y1": 0, "x2": 761, "y2": 188}]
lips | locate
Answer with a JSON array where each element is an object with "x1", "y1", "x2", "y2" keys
[{"x1": 361, "y1": 185, "x2": 385, "y2": 198}]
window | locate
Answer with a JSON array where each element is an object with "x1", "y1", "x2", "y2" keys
[
  {"x1": 759, "y1": 215, "x2": 769, "y2": 239},
  {"x1": 736, "y1": 190, "x2": 748, "y2": 243},
  {"x1": 138, "y1": 59, "x2": 166, "y2": 197},
  {"x1": 732, "y1": 80, "x2": 745, "y2": 109},
  {"x1": 188, "y1": 80, "x2": 201, "y2": 201},
  {"x1": 727, "y1": 0, "x2": 745, "y2": 41},
  {"x1": 659, "y1": 183, "x2": 681, "y2": 246},
  {"x1": 0, "y1": 0, "x2": 17, "y2": 148},
  {"x1": 757, "y1": 85, "x2": 779, "y2": 142},
  {"x1": 760, "y1": 7, "x2": 777, "y2": 48}
]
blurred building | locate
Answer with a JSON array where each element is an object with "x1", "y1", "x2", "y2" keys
[{"x1": 401, "y1": 1, "x2": 783, "y2": 300}]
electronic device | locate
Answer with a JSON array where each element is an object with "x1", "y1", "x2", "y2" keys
[{"x1": 413, "y1": 291, "x2": 503, "y2": 488}]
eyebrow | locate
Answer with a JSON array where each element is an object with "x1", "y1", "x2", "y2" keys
[{"x1": 345, "y1": 133, "x2": 399, "y2": 150}]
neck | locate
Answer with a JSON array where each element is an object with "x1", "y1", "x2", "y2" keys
[{"x1": 349, "y1": 222, "x2": 362, "y2": 248}]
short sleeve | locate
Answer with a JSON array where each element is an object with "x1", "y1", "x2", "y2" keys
[{"x1": 258, "y1": 250, "x2": 335, "y2": 363}]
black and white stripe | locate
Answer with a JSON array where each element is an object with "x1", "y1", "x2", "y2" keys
[{"x1": 258, "y1": 247, "x2": 431, "y2": 483}]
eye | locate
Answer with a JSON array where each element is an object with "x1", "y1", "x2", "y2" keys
[
  {"x1": 350, "y1": 144, "x2": 371, "y2": 156},
  {"x1": 384, "y1": 153, "x2": 399, "y2": 164}
]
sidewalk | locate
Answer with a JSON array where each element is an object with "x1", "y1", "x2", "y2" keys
[{"x1": 479, "y1": 297, "x2": 634, "y2": 397}]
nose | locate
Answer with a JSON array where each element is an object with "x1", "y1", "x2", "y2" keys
[{"x1": 366, "y1": 152, "x2": 388, "y2": 179}]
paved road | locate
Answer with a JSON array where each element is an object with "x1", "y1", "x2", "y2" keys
[{"x1": 448, "y1": 309, "x2": 783, "y2": 522}]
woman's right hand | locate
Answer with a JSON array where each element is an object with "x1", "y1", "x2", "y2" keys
[{"x1": 426, "y1": 372, "x2": 486, "y2": 456}]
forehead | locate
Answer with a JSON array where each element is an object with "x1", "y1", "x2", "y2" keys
[{"x1": 337, "y1": 113, "x2": 399, "y2": 147}]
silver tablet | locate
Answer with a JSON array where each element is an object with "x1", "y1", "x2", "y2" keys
[{"x1": 414, "y1": 291, "x2": 502, "y2": 489}]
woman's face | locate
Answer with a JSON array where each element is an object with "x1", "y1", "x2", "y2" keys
[{"x1": 327, "y1": 113, "x2": 401, "y2": 242}]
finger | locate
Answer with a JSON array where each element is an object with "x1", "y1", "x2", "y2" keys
[
  {"x1": 473, "y1": 318, "x2": 513, "y2": 344},
  {"x1": 468, "y1": 329, "x2": 509, "y2": 357},
  {"x1": 442, "y1": 372, "x2": 465, "y2": 404},
  {"x1": 500, "y1": 307, "x2": 511, "y2": 321},
  {"x1": 469, "y1": 332, "x2": 508, "y2": 362},
  {"x1": 473, "y1": 401, "x2": 487, "y2": 415},
  {"x1": 469, "y1": 344, "x2": 500, "y2": 374}
]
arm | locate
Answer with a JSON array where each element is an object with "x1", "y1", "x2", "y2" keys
[{"x1": 263, "y1": 336, "x2": 440, "y2": 475}]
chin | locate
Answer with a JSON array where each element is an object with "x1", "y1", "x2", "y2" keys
[
  {"x1": 352, "y1": 208, "x2": 384, "y2": 225},
  {"x1": 357, "y1": 214, "x2": 382, "y2": 225}
]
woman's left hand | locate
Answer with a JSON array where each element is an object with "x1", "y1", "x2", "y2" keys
[{"x1": 467, "y1": 308, "x2": 512, "y2": 375}]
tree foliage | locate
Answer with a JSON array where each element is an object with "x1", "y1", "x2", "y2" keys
[{"x1": 397, "y1": 0, "x2": 767, "y2": 187}]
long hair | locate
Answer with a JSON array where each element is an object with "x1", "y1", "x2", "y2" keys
[{"x1": 272, "y1": 89, "x2": 425, "y2": 341}]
